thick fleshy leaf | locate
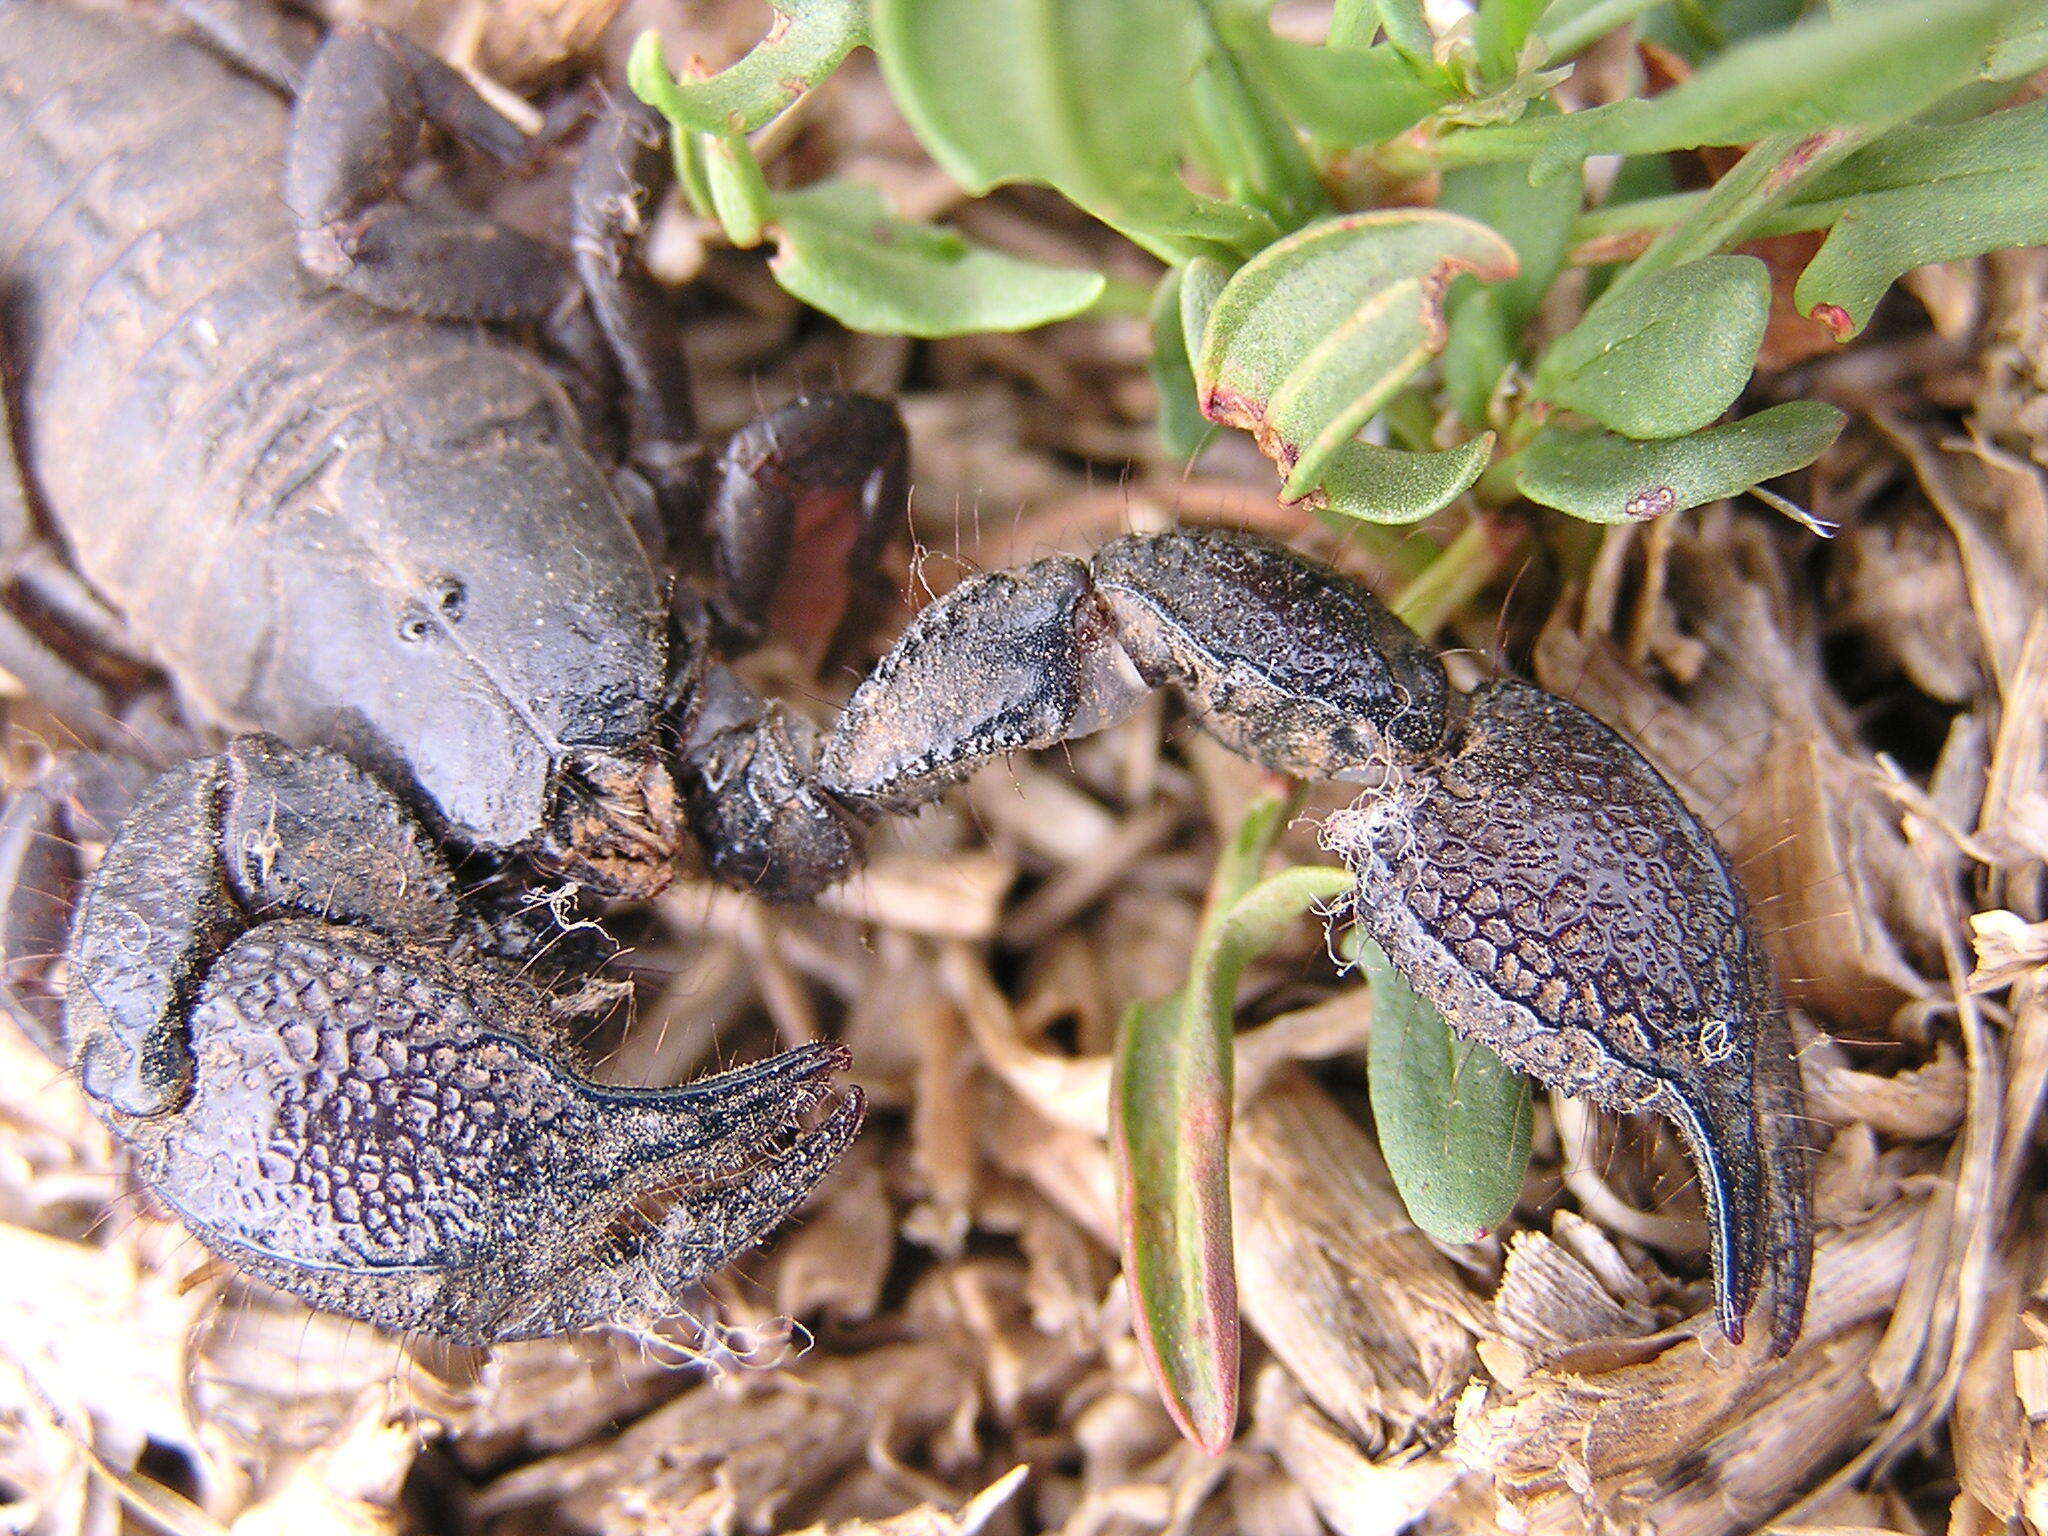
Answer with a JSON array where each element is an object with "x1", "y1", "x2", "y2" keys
[
  {"x1": 1515, "y1": 401, "x2": 1847, "y2": 523},
  {"x1": 1114, "y1": 796, "x2": 1352, "y2": 1454},
  {"x1": 1216, "y1": 13, "x2": 1453, "y2": 150},
  {"x1": 769, "y1": 182, "x2": 1104, "y2": 337},
  {"x1": 1782, "y1": 99, "x2": 2048, "y2": 337},
  {"x1": 1362, "y1": 940, "x2": 1532, "y2": 1244},
  {"x1": 628, "y1": 2, "x2": 867, "y2": 136},
  {"x1": 1179, "y1": 255, "x2": 1233, "y2": 363},
  {"x1": 1454, "y1": 0, "x2": 2016, "y2": 178},
  {"x1": 1114, "y1": 989, "x2": 1235, "y2": 1454},
  {"x1": 1150, "y1": 269, "x2": 1210, "y2": 459},
  {"x1": 870, "y1": 0, "x2": 1270, "y2": 256},
  {"x1": 1186, "y1": 23, "x2": 1327, "y2": 230},
  {"x1": 1473, "y1": 0, "x2": 1544, "y2": 81},
  {"x1": 1536, "y1": 255, "x2": 1769, "y2": 439},
  {"x1": 1196, "y1": 211, "x2": 1517, "y2": 503},
  {"x1": 1369, "y1": 0, "x2": 1436, "y2": 65},
  {"x1": 1314, "y1": 435, "x2": 1495, "y2": 525}
]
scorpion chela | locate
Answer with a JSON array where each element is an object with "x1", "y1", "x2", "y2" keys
[{"x1": 0, "y1": 0, "x2": 1812, "y2": 1352}]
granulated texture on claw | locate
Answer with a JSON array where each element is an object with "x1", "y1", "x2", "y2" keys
[
  {"x1": 114, "y1": 917, "x2": 862, "y2": 1343},
  {"x1": 1322, "y1": 678, "x2": 1811, "y2": 1350},
  {"x1": 1093, "y1": 528, "x2": 1452, "y2": 768}
]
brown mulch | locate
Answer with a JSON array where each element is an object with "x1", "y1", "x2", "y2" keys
[{"x1": 2, "y1": 5, "x2": 2045, "y2": 1534}]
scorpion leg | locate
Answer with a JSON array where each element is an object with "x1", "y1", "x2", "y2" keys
[
  {"x1": 564, "y1": 112, "x2": 911, "y2": 658},
  {"x1": 706, "y1": 395, "x2": 911, "y2": 660},
  {"x1": 164, "y1": 0, "x2": 315, "y2": 93},
  {"x1": 68, "y1": 735, "x2": 861, "y2": 1340},
  {"x1": 565, "y1": 105, "x2": 701, "y2": 519},
  {"x1": 284, "y1": 24, "x2": 566, "y2": 321}
]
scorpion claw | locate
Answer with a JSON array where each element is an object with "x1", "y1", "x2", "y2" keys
[
  {"x1": 1323, "y1": 678, "x2": 1813, "y2": 1349},
  {"x1": 118, "y1": 920, "x2": 858, "y2": 1342}
]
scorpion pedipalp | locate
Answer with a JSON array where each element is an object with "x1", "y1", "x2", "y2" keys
[
  {"x1": 60, "y1": 735, "x2": 861, "y2": 1341},
  {"x1": 1321, "y1": 679, "x2": 1811, "y2": 1352},
  {"x1": 807, "y1": 527, "x2": 1813, "y2": 1350},
  {"x1": 131, "y1": 920, "x2": 861, "y2": 1341}
]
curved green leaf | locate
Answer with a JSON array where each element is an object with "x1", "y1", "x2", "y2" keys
[
  {"x1": 1196, "y1": 211, "x2": 1517, "y2": 503},
  {"x1": 1214, "y1": 13, "x2": 1453, "y2": 149},
  {"x1": 628, "y1": 2, "x2": 868, "y2": 137},
  {"x1": 1536, "y1": 255, "x2": 1769, "y2": 439},
  {"x1": 1515, "y1": 401, "x2": 1846, "y2": 523},
  {"x1": 1362, "y1": 940, "x2": 1532, "y2": 1245},
  {"x1": 1783, "y1": 99, "x2": 2048, "y2": 336},
  {"x1": 769, "y1": 182, "x2": 1105, "y2": 337},
  {"x1": 1114, "y1": 796, "x2": 1352, "y2": 1455},
  {"x1": 1448, "y1": 0, "x2": 2018, "y2": 177},
  {"x1": 1315, "y1": 435, "x2": 1496, "y2": 525},
  {"x1": 871, "y1": 0, "x2": 1270, "y2": 257}
]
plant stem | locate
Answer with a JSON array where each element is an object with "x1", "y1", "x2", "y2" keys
[
  {"x1": 1571, "y1": 189, "x2": 1707, "y2": 243},
  {"x1": 1593, "y1": 128, "x2": 1867, "y2": 308},
  {"x1": 1394, "y1": 516, "x2": 1512, "y2": 638}
]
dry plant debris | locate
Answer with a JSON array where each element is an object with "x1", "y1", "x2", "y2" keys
[{"x1": 0, "y1": 5, "x2": 2044, "y2": 1535}]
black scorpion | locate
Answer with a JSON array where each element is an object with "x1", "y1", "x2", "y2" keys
[{"x1": 0, "y1": 0, "x2": 1811, "y2": 1351}]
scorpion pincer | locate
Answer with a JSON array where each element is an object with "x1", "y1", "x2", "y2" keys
[{"x1": 0, "y1": 2, "x2": 1811, "y2": 1349}]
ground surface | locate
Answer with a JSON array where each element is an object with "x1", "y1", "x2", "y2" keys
[{"x1": 2, "y1": 4, "x2": 2046, "y2": 1534}]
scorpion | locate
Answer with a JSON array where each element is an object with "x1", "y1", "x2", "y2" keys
[{"x1": 0, "y1": 0, "x2": 1812, "y2": 1352}]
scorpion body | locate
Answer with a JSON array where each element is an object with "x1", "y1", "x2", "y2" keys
[{"x1": 0, "y1": 0, "x2": 668, "y2": 865}]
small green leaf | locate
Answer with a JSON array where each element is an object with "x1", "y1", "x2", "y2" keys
[
  {"x1": 1361, "y1": 940, "x2": 1532, "y2": 1244},
  {"x1": 1442, "y1": 288, "x2": 1514, "y2": 428},
  {"x1": 1439, "y1": 152, "x2": 1579, "y2": 330},
  {"x1": 1179, "y1": 255, "x2": 1234, "y2": 364},
  {"x1": 1114, "y1": 988, "x2": 1237, "y2": 1455},
  {"x1": 1450, "y1": 0, "x2": 2017, "y2": 177},
  {"x1": 1780, "y1": 99, "x2": 2048, "y2": 336},
  {"x1": 1228, "y1": 24, "x2": 1458, "y2": 150},
  {"x1": 702, "y1": 133, "x2": 772, "y2": 247},
  {"x1": 1216, "y1": 13, "x2": 1455, "y2": 150},
  {"x1": 1186, "y1": 14, "x2": 1328, "y2": 229},
  {"x1": 1372, "y1": 0, "x2": 1438, "y2": 65},
  {"x1": 1515, "y1": 400, "x2": 1847, "y2": 523},
  {"x1": 1114, "y1": 798, "x2": 1352, "y2": 1455},
  {"x1": 768, "y1": 182, "x2": 1105, "y2": 337},
  {"x1": 1537, "y1": 255, "x2": 1768, "y2": 439},
  {"x1": 1315, "y1": 436, "x2": 1496, "y2": 525},
  {"x1": 627, "y1": 3, "x2": 868, "y2": 137},
  {"x1": 1150, "y1": 269, "x2": 1210, "y2": 459},
  {"x1": 1196, "y1": 211, "x2": 1517, "y2": 504},
  {"x1": 871, "y1": 0, "x2": 1270, "y2": 257},
  {"x1": 1473, "y1": 0, "x2": 1544, "y2": 81}
]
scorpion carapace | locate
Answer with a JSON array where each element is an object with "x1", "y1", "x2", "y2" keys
[{"x1": 0, "y1": 1, "x2": 1810, "y2": 1351}]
